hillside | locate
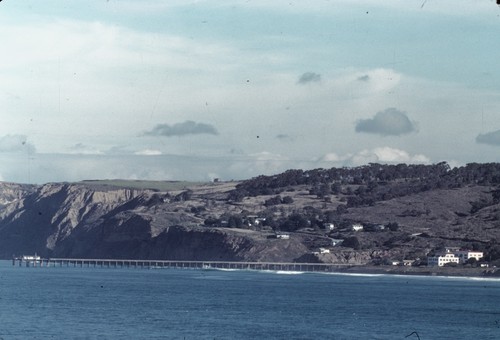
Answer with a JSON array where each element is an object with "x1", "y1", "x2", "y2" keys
[{"x1": 1, "y1": 162, "x2": 500, "y2": 268}]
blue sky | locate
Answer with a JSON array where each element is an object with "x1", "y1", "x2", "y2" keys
[{"x1": 1, "y1": 0, "x2": 500, "y2": 183}]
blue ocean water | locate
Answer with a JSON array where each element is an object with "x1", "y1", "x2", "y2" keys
[{"x1": 0, "y1": 261, "x2": 499, "y2": 339}]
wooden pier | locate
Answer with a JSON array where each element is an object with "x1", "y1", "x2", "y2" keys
[{"x1": 12, "y1": 256, "x2": 353, "y2": 272}]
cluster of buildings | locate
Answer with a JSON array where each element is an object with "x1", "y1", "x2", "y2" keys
[{"x1": 427, "y1": 247, "x2": 484, "y2": 267}]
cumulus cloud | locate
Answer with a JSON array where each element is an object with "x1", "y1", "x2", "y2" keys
[
  {"x1": 476, "y1": 130, "x2": 500, "y2": 146},
  {"x1": 143, "y1": 120, "x2": 218, "y2": 137},
  {"x1": 0, "y1": 135, "x2": 36, "y2": 153},
  {"x1": 320, "y1": 153, "x2": 343, "y2": 162},
  {"x1": 319, "y1": 147, "x2": 430, "y2": 166},
  {"x1": 350, "y1": 147, "x2": 430, "y2": 165},
  {"x1": 298, "y1": 72, "x2": 321, "y2": 84},
  {"x1": 355, "y1": 108, "x2": 417, "y2": 136},
  {"x1": 227, "y1": 151, "x2": 292, "y2": 179}
]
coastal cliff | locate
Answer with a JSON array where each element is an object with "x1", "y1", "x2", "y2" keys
[
  {"x1": 1, "y1": 163, "x2": 500, "y2": 268},
  {"x1": 0, "y1": 181, "x2": 309, "y2": 262}
]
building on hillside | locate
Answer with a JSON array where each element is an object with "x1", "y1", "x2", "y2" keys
[
  {"x1": 247, "y1": 215, "x2": 267, "y2": 227},
  {"x1": 351, "y1": 223, "x2": 364, "y2": 232},
  {"x1": 324, "y1": 223, "x2": 335, "y2": 231},
  {"x1": 454, "y1": 250, "x2": 484, "y2": 263},
  {"x1": 330, "y1": 239, "x2": 343, "y2": 246},
  {"x1": 427, "y1": 248, "x2": 483, "y2": 267},
  {"x1": 391, "y1": 260, "x2": 414, "y2": 267},
  {"x1": 276, "y1": 233, "x2": 290, "y2": 240},
  {"x1": 427, "y1": 252, "x2": 460, "y2": 267}
]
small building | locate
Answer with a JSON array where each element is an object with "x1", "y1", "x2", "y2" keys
[
  {"x1": 276, "y1": 233, "x2": 290, "y2": 240},
  {"x1": 352, "y1": 223, "x2": 364, "y2": 232},
  {"x1": 247, "y1": 215, "x2": 267, "y2": 227},
  {"x1": 255, "y1": 217, "x2": 267, "y2": 225},
  {"x1": 22, "y1": 254, "x2": 41, "y2": 261},
  {"x1": 391, "y1": 260, "x2": 413, "y2": 267},
  {"x1": 319, "y1": 248, "x2": 330, "y2": 254},
  {"x1": 331, "y1": 239, "x2": 343, "y2": 246},
  {"x1": 324, "y1": 223, "x2": 335, "y2": 231}
]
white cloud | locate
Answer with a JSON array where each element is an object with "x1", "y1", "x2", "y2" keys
[
  {"x1": 0, "y1": 19, "x2": 235, "y2": 72},
  {"x1": 226, "y1": 151, "x2": 292, "y2": 179},
  {"x1": 350, "y1": 147, "x2": 430, "y2": 165},
  {"x1": 319, "y1": 147, "x2": 430, "y2": 167},
  {"x1": 320, "y1": 153, "x2": 344, "y2": 162},
  {"x1": 134, "y1": 149, "x2": 162, "y2": 156},
  {"x1": 0, "y1": 1, "x2": 499, "y2": 183}
]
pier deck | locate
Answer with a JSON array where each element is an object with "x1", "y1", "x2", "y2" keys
[{"x1": 12, "y1": 257, "x2": 353, "y2": 272}]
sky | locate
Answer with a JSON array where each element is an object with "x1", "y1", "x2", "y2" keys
[{"x1": 1, "y1": 0, "x2": 500, "y2": 184}]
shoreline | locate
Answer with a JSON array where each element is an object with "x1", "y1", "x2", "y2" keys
[
  {"x1": 332, "y1": 264, "x2": 500, "y2": 278},
  {"x1": 4, "y1": 258, "x2": 498, "y2": 279}
]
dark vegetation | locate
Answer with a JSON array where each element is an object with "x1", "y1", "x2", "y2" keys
[
  {"x1": 229, "y1": 162, "x2": 500, "y2": 205},
  {"x1": 203, "y1": 162, "x2": 500, "y2": 264}
]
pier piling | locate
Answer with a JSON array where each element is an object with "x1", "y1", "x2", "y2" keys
[{"x1": 11, "y1": 257, "x2": 353, "y2": 272}]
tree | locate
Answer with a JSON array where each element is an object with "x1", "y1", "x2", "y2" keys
[
  {"x1": 336, "y1": 204, "x2": 348, "y2": 214},
  {"x1": 174, "y1": 190, "x2": 192, "y2": 201},
  {"x1": 331, "y1": 182, "x2": 342, "y2": 195},
  {"x1": 387, "y1": 222, "x2": 399, "y2": 232},
  {"x1": 342, "y1": 236, "x2": 361, "y2": 250},
  {"x1": 228, "y1": 215, "x2": 244, "y2": 228},
  {"x1": 204, "y1": 217, "x2": 218, "y2": 227},
  {"x1": 280, "y1": 214, "x2": 310, "y2": 232},
  {"x1": 466, "y1": 257, "x2": 478, "y2": 267},
  {"x1": 264, "y1": 195, "x2": 282, "y2": 207}
]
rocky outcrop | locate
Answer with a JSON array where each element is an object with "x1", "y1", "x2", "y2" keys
[{"x1": 0, "y1": 182, "x2": 147, "y2": 258}]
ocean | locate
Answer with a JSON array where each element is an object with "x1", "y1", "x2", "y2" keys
[{"x1": 0, "y1": 260, "x2": 499, "y2": 339}]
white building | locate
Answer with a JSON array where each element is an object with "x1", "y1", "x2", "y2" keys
[
  {"x1": 455, "y1": 250, "x2": 483, "y2": 263},
  {"x1": 427, "y1": 252, "x2": 460, "y2": 267},
  {"x1": 325, "y1": 223, "x2": 335, "y2": 231},
  {"x1": 276, "y1": 233, "x2": 290, "y2": 240},
  {"x1": 352, "y1": 223, "x2": 364, "y2": 232},
  {"x1": 427, "y1": 248, "x2": 484, "y2": 267},
  {"x1": 331, "y1": 239, "x2": 343, "y2": 246}
]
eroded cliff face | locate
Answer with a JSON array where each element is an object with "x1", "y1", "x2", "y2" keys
[
  {"x1": 0, "y1": 183, "x2": 147, "y2": 258},
  {"x1": 0, "y1": 182, "x2": 312, "y2": 262}
]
